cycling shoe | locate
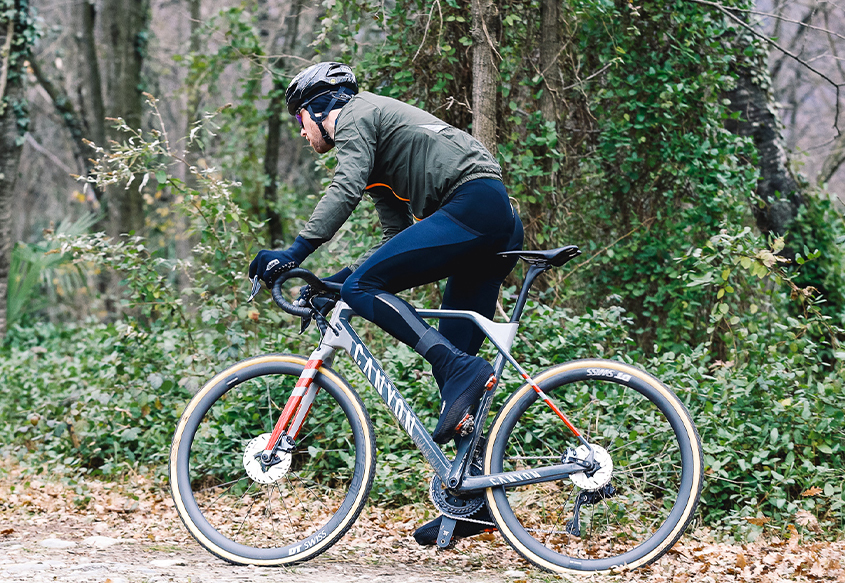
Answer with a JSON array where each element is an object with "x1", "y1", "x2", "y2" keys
[{"x1": 431, "y1": 356, "x2": 494, "y2": 444}]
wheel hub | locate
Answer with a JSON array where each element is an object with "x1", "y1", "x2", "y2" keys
[
  {"x1": 569, "y1": 444, "x2": 613, "y2": 490},
  {"x1": 243, "y1": 433, "x2": 292, "y2": 484}
]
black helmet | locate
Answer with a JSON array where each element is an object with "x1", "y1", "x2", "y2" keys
[{"x1": 285, "y1": 62, "x2": 358, "y2": 116}]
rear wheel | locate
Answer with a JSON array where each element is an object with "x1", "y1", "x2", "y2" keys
[
  {"x1": 170, "y1": 354, "x2": 375, "y2": 565},
  {"x1": 484, "y1": 359, "x2": 702, "y2": 573}
]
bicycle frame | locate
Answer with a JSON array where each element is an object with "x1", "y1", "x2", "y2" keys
[{"x1": 265, "y1": 297, "x2": 594, "y2": 494}]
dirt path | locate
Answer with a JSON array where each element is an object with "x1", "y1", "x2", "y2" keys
[{"x1": 0, "y1": 464, "x2": 843, "y2": 583}]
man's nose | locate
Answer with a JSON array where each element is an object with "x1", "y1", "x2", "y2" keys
[{"x1": 300, "y1": 127, "x2": 307, "y2": 138}]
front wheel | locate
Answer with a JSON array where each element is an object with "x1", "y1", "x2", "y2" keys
[
  {"x1": 484, "y1": 359, "x2": 702, "y2": 573},
  {"x1": 169, "y1": 354, "x2": 376, "y2": 566}
]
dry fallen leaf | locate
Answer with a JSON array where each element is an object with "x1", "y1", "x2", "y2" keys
[
  {"x1": 801, "y1": 486, "x2": 823, "y2": 497},
  {"x1": 736, "y1": 551, "x2": 748, "y2": 568},
  {"x1": 745, "y1": 516, "x2": 770, "y2": 526},
  {"x1": 795, "y1": 510, "x2": 821, "y2": 532}
]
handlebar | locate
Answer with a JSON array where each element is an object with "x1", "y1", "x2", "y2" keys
[{"x1": 269, "y1": 267, "x2": 339, "y2": 318}]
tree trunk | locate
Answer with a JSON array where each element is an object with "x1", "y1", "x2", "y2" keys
[
  {"x1": 470, "y1": 0, "x2": 499, "y2": 154},
  {"x1": 723, "y1": 33, "x2": 845, "y2": 321},
  {"x1": 78, "y1": 0, "x2": 106, "y2": 149},
  {"x1": 103, "y1": 0, "x2": 150, "y2": 238},
  {"x1": 0, "y1": 2, "x2": 29, "y2": 339},
  {"x1": 263, "y1": 0, "x2": 303, "y2": 247},
  {"x1": 724, "y1": 63, "x2": 802, "y2": 237},
  {"x1": 175, "y1": 0, "x2": 201, "y2": 293},
  {"x1": 76, "y1": 0, "x2": 107, "y2": 216},
  {"x1": 539, "y1": 0, "x2": 560, "y2": 121}
]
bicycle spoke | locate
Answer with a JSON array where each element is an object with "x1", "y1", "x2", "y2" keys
[
  {"x1": 266, "y1": 485, "x2": 280, "y2": 539},
  {"x1": 200, "y1": 474, "x2": 251, "y2": 511},
  {"x1": 234, "y1": 483, "x2": 260, "y2": 538},
  {"x1": 284, "y1": 474, "x2": 316, "y2": 529},
  {"x1": 543, "y1": 486, "x2": 576, "y2": 547}
]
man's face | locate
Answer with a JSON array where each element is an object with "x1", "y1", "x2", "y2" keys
[{"x1": 299, "y1": 110, "x2": 333, "y2": 154}]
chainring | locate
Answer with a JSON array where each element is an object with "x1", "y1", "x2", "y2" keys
[
  {"x1": 429, "y1": 474, "x2": 485, "y2": 518},
  {"x1": 242, "y1": 433, "x2": 292, "y2": 485}
]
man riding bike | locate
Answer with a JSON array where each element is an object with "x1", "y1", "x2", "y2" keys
[{"x1": 249, "y1": 61, "x2": 524, "y2": 546}]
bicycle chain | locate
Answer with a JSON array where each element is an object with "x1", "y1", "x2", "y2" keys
[{"x1": 443, "y1": 512, "x2": 496, "y2": 527}]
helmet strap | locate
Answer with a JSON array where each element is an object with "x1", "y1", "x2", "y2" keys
[{"x1": 306, "y1": 87, "x2": 352, "y2": 147}]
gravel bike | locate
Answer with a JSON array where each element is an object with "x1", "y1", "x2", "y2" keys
[{"x1": 169, "y1": 245, "x2": 703, "y2": 574}]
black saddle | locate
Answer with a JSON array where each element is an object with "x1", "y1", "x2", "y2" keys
[{"x1": 497, "y1": 245, "x2": 581, "y2": 267}]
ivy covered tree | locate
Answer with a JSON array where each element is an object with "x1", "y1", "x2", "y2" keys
[{"x1": 0, "y1": 0, "x2": 34, "y2": 339}]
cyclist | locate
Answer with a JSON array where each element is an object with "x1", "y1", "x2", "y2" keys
[{"x1": 249, "y1": 61, "x2": 523, "y2": 546}]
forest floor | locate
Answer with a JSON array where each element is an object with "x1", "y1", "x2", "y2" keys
[{"x1": 0, "y1": 462, "x2": 843, "y2": 583}]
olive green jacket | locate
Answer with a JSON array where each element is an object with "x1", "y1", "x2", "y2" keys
[{"x1": 299, "y1": 92, "x2": 502, "y2": 269}]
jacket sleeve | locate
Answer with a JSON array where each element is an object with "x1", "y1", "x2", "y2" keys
[
  {"x1": 298, "y1": 102, "x2": 380, "y2": 243},
  {"x1": 350, "y1": 185, "x2": 414, "y2": 270}
]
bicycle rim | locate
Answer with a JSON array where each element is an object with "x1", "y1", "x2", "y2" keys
[
  {"x1": 169, "y1": 354, "x2": 375, "y2": 565},
  {"x1": 485, "y1": 359, "x2": 702, "y2": 573}
]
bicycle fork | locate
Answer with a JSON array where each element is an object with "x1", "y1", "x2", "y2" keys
[{"x1": 259, "y1": 345, "x2": 337, "y2": 465}]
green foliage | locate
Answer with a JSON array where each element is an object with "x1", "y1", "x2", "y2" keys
[
  {"x1": 0, "y1": 320, "x2": 190, "y2": 476},
  {"x1": 667, "y1": 226, "x2": 844, "y2": 536},
  {"x1": 787, "y1": 192, "x2": 845, "y2": 328},
  {"x1": 4, "y1": 0, "x2": 845, "y2": 540}
]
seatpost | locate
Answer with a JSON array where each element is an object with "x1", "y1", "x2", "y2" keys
[{"x1": 509, "y1": 263, "x2": 549, "y2": 323}]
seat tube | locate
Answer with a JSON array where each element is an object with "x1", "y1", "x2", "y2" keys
[{"x1": 509, "y1": 264, "x2": 547, "y2": 323}]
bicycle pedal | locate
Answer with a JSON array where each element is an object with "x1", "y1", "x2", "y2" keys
[{"x1": 456, "y1": 414, "x2": 475, "y2": 436}]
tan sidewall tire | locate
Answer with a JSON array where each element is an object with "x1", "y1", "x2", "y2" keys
[
  {"x1": 169, "y1": 354, "x2": 375, "y2": 565},
  {"x1": 483, "y1": 359, "x2": 702, "y2": 574}
]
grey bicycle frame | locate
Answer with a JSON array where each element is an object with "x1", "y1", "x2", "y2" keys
[{"x1": 307, "y1": 300, "x2": 589, "y2": 493}]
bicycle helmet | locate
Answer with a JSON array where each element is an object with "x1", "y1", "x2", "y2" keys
[
  {"x1": 286, "y1": 62, "x2": 358, "y2": 116},
  {"x1": 286, "y1": 62, "x2": 358, "y2": 147}
]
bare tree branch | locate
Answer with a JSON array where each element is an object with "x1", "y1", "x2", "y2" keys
[
  {"x1": 731, "y1": 3, "x2": 845, "y2": 43},
  {"x1": 690, "y1": 0, "x2": 843, "y2": 136},
  {"x1": 818, "y1": 131, "x2": 845, "y2": 184},
  {"x1": 24, "y1": 133, "x2": 74, "y2": 174},
  {"x1": 29, "y1": 56, "x2": 103, "y2": 206},
  {"x1": 770, "y1": 5, "x2": 816, "y2": 81},
  {"x1": 413, "y1": 0, "x2": 442, "y2": 62}
]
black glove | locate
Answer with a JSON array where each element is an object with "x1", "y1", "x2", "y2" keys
[{"x1": 248, "y1": 236, "x2": 316, "y2": 287}]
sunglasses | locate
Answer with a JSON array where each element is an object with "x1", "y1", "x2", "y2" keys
[{"x1": 295, "y1": 113, "x2": 304, "y2": 129}]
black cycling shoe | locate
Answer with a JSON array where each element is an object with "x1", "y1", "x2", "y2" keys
[
  {"x1": 431, "y1": 356, "x2": 494, "y2": 444},
  {"x1": 413, "y1": 506, "x2": 497, "y2": 546}
]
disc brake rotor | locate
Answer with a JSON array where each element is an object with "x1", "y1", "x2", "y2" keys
[
  {"x1": 569, "y1": 444, "x2": 613, "y2": 490},
  {"x1": 242, "y1": 433, "x2": 292, "y2": 485}
]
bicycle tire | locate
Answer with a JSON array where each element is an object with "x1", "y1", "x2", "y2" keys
[
  {"x1": 484, "y1": 359, "x2": 702, "y2": 573},
  {"x1": 169, "y1": 354, "x2": 376, "y2": 565}
]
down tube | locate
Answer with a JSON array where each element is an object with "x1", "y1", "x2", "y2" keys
[{"x1": 339, "y1": 320, "x2": 452, "y2": 481}]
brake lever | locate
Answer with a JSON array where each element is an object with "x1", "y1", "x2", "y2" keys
[
  {"x1": 297, "y1": 287, "x2": 314, "y2": 334},
  {"x1": 299, "y1": 315, "x2": 312, "y2": 334},
  {"x1": 247, "y1": 276, "x2": 262, "y2": 303}
]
